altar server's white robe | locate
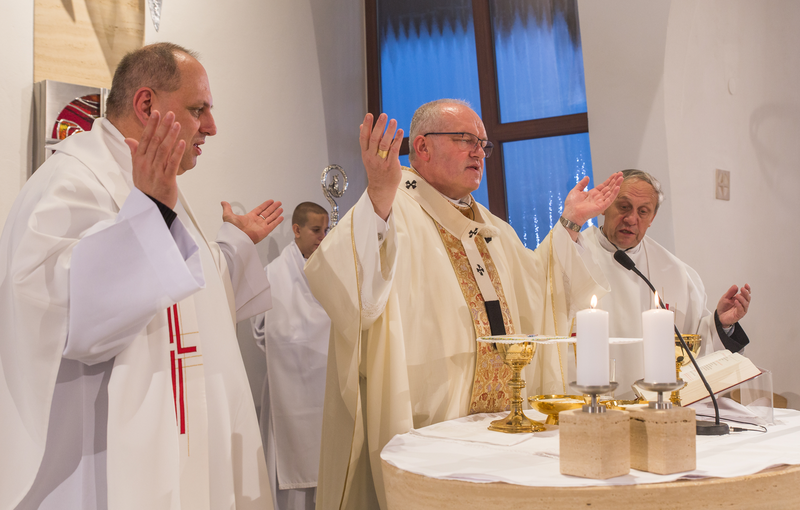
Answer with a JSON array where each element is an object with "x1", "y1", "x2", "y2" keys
[
  {"x1": 583, "y1": 226, "x2": 734, "y2": 398},
  {"x1": 305, "y1": 169, "x2": 609, "y2": 510},
  {"x1": 251, "y1": 241, "x2": 330, "y2": 510},
  {"x1": 0, "y1": 119, "x2": 273, "y2": 509}
]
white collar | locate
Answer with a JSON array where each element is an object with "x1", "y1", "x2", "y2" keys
[
  {"x1": 598, "y1": 225, "x2": 644, "y2": 255},
  {"x1": 409, "y1": 165, "x2": 474, "y2": 209}
]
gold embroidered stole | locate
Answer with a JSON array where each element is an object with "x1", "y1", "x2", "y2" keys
[{"x1": 434, "y1": 206, "x2": 515, "y2": 414}]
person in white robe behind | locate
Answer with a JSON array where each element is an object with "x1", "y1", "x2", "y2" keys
[
  {"x1": 251, "y1": 202, "x2": 330, "y2": 510},
  {"x1": 0, "y1": 43, "x2": 284, "y2": 509},
  {"x1": 582, "y1": 169, "x2": 751, "y2": 399},
  {"x1": 305, "y1": 99, "x2": 625, "y2": 510}
]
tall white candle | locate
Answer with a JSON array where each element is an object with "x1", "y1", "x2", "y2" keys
[
  {"x1": 641, "y1": 292, "x2": 676, "y2": 383},
  {"x1": 576, "y1": 295, "x2": 609, "y2": 386}
]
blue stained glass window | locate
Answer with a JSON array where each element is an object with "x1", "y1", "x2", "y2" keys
[
  {"x1": 376, "y1": 0, "x2": 591, "y2": 225},
  {"x1": 379, "y1": 1, "x2": 483, "y2": 135},
  {"x1": 491, "y1": 1, "x2": 587, "y2": 123},
  {"x1": 504, "y1": 133, "x2": 594, "y2": 248}
]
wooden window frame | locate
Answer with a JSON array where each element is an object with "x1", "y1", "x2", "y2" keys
[{"x1": 365, "y1": 0, "x2": 588, "y2": 221}]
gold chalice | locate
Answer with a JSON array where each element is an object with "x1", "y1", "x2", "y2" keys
[
  {"x1": 528, "y1": 395, "x2": 587, "y2": 425},
  {"x1": 671, "y1": 334, "x2": 701, "y2": 405},
  {"x1": 479, "y1": 337, "x2": 546, "y2": 433}
]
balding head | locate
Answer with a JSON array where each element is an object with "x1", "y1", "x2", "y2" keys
[
  {"x1": 106, "y1": 42, "x2": 199, "y2": 121},
  {"x1": 408, "y1": 100, "x2": 488, "y2": 200},
  {"x1": 408, "y1": 99, "x2": 471, "y2": 165}
]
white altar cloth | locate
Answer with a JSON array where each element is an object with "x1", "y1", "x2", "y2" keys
[{"x1": 380, "y1": 408, "x2": 800, "y2": 487}]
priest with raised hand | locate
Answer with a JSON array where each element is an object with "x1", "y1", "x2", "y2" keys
[
  {"x1": 0, "y1": 43, "x2": 282, "y2": 509},
  {"x1": 305, "y1": 99, "x2": 623, "y2": 510},
  {"x1": 582, "y1": 169, "x2": 751, "y2": 399}
]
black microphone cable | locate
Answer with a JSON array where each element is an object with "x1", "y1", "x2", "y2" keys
[{"x1": 613, "y1": 249, "x2": 729, "y2": 435}]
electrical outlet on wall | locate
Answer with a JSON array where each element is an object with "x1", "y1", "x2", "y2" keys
[{"x1": 716, "y1": 169, "x2": 730, "y2": 201}]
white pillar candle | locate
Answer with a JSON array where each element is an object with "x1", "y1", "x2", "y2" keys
[
  {"x1": 642, "y1": 292, "x2": 676, "y2": 383},
  {"x1": 576, "y1": 296, "x2": 609, "y2": 387}
]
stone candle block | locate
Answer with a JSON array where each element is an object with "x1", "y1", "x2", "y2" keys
[
  {"x1": 559, "y1": 408, "x2": 630, "y2": 479},
  {"x1": 629, "y1": 406, "x2": 696, "y2": 474}
]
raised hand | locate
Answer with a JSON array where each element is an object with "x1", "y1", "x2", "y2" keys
[
  {"x1": 125, "y1": 110, "x2": 184, "y2": 210},
  {"x1": 716, "y1": 284, "x2": 751, "y2": 328},
  {"x1": 360, "y1": 113, "x2": 404, "y2": 221},
  {"x1": 562, "y1": 172, "x2": 624, "y2": 227},
  {"x1": 221, "y1": 199, "x2": 284, "y2": 244}
]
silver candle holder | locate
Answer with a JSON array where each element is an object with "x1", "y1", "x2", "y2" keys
[
  {"x1": 571, "y1": 382, "x2": 619, "y2": 413},
  {"x1": 634, "y1": 379, "x2": 685, "y2": 410}
]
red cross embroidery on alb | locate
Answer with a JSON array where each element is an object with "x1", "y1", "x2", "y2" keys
[{"x1": 167, "y1": 303, "x2": 199, "y2": 435}]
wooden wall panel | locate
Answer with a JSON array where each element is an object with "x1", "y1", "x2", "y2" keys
[{"x1": 35, "y1": 0, "x2": 144, "y2": 88}]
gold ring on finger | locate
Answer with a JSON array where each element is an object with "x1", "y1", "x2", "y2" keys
[{"x1": 377, "y1": 149, "x2": 389, "y2": 159}]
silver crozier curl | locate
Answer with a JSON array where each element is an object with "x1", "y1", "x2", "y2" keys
[
  {"x1": 321, "y1": 164, "x2": 348, "y2": 229},
  {"x1": 147, "y1": 0, "x2": 163, "y2": 31}
]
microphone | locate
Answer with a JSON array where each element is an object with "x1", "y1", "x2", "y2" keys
[{"x1": 613, "y1": 250, "x2": 729, "y2": 435}]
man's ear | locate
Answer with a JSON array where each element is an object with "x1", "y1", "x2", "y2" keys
[
  {"x1": 292, "y1": 223, "x2": 301, "y2": 239},
  {"x1": 412, "y1": 135, "x2": 431, "y2": 162},
  {"x1": 131, "y1": 87, "x2": 155, "y2": 126}
]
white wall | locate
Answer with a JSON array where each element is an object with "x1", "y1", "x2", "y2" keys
[
  {"x1": 145, "y1": 0, "x2": 367, "y2": 408},
  {"x1": 580, "y1": 0, "x2": 800, "y2": 409},
  {"x1": 663, "y1": 1, "x2": 800, "y2": 409},
  {"x1": 0, "y1": 0, "x2": 33, "y2": 220},
  {"x1": 579, "y1": 0, "x2": 675, "y2": 251}
]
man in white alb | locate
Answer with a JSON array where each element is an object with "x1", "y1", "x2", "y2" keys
[
  {"x1": 252, "y1": 202, "x2": 330, "y2": 510},
  {"x1": 305, "y1": 99, "x2": 625, "y2": 510},
  {"x1": 582, "y1": 169, "x2": 751, "y2": 398},
  {"x1": 0, "y1": 43, "x2": 283, "y2": 509}
]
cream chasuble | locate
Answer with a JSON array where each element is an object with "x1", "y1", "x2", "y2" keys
[{"x1": 306, "y1": 168, "x2": 609, "y2": 510}]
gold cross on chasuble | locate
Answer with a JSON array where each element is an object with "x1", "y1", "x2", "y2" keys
[{"x1": 435, "y1": 219, "x2": 515, "y2": 414}]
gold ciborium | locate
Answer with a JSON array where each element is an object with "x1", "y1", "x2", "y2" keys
[
  {"x1": 671, "y1": 334, "x2": 701, "y2": 406},
  {"x1": 528, "y1": 395, "x2": 587, "y2": 425},
  {"x1": 479, "y1": 337, "x2": 546, "y2": 433}
]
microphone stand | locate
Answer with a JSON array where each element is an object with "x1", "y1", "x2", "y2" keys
[{"x1": 615, "y1": 251, "x2": 729, "y2": 435}]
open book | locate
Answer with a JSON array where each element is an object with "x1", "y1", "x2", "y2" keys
[{"x1": 635, "y1": 350, "x2": 762, "y2": 405}]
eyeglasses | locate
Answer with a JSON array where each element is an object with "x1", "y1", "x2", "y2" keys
[{"x1": 424, "y1": 132, "x2": 493, "y2": 158}]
